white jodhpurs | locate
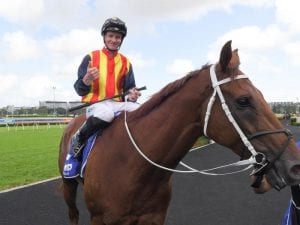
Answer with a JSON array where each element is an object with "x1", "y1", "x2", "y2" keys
[{"x1": 86, "y1": 100, "x2": 140, "y2": 122}]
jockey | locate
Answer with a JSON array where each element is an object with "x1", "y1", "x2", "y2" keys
[{"x1": 71, "y1": 17, "x2": 141, "y2": 157}]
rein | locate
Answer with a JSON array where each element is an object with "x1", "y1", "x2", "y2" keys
[
  {"x1": 124, "y1": 101, "x2": 255, "y2": 175},
  {"x1": 123, "y1": 64, "x2": 253, "y2": 175},
  {"x1": 124, "y1": 64, "x2": 292, "y2": 183}
]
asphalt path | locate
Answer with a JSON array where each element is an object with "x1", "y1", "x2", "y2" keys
[{"x1": 0, "y1": 122, "x2": 299, "y2": 225}]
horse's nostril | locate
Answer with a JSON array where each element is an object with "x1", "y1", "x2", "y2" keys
[{"x1": 291, "y1": 165, "x2": 300, "y2": 175}]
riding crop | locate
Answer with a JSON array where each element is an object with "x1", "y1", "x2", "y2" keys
[{"x1": 68, "y1": 86, "x2": 147, "y2": 112}]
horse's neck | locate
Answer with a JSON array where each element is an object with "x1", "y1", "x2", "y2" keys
[{"x1": 134, "y1": 78, "x2": 210, "y2": 168}]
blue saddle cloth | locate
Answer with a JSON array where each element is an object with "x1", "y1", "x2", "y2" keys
[
  {"x1": 282, "y1": 201, "x2": 294, "y2": 225},
  {"x1": 63, "y1": 133, "x2": 98, "y2": 178}
]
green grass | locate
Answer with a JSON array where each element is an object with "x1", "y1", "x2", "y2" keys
[
  {"x1": 194, "y1": 136, "x2": 210, "y2": 147},
  {"x1": 0, "y1": 124, "x2": 210, "y2": 191},
  {"x1": 0, "y1": 125, "x2": 65, "y2": 190}
]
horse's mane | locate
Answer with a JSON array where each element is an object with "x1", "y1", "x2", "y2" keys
[{"x1": 131, "y1": 64, "x2": 210, "y2": 119}]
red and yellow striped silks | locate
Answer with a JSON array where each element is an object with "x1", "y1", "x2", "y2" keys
[{"x1": 82, "y1": 48, "x2": 130, "y2": 103}]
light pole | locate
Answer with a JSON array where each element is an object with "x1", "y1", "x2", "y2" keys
[
  {"x1": 297, "y1": 97, "x2": 299, "y2": 114},
  {"x1": 52, "y1": 86, "x2": 56, "y2": 116}
]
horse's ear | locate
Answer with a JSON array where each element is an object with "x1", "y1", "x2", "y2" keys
[
  {"x1": 229, "y1": 49, "x2": 240, "y2": 69},
  {"x1": 219, "y1": 40, "x2": 232, "y2": 73}
]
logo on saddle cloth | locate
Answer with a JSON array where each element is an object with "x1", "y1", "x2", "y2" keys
[{"x1": 63, "y1": 133, "x2": 98, "y2": 178}]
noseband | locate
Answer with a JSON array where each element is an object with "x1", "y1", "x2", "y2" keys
[
  {"x1": 204, "y1": 64, "x2": 293, "y2": 190},
  {"x1": 248, "y1": 129, "x2": 293, "y2": 190}
]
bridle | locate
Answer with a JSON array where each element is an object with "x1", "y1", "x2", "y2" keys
[
  {"x1": 124, "y1": 63, "x2": 293, "y2": 190},
  {"x1": 204, "y1": 64, "x2": 293, "y2": 190},
  {"x1": 247, "y1": 129, "x2": 293, "y2": 190}
]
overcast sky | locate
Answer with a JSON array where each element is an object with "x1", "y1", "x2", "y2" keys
[{"x1": 0, "y1": 0, "x2": 299, "y2": 107}]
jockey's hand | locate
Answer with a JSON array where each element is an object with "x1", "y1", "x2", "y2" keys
[
  {"x1": 83, "y1": 61, "x2": 99, "y2": 86},
  {"x1": 127, "y1": 88, "x2": 141, "y2": 102}
]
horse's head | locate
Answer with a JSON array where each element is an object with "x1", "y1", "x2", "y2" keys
[{"x1": 204, "y1": 40, "x2": 300, "y2": 193}]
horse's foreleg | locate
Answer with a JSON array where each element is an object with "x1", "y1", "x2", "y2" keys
[{"x1": 63, "y1": 179, "x2": 80, "y2": 225}]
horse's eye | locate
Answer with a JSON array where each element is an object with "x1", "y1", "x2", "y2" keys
[{"x1": 236, "y1": 96, "x2": 251, "y2": 108}]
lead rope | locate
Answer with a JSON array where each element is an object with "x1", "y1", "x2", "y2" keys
[{"x1": 124, "y1": 96, "x2": 255, "y2": 175}]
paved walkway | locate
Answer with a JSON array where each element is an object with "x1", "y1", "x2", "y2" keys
[{"x1": 0, "y1": 123, "x2": 299, "y2": 225}]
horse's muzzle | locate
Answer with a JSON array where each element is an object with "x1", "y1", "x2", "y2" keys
[{"x1": 250, "y1": 175, "x2": 272, "y2": 194}]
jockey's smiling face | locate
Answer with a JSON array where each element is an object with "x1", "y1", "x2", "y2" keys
[{"x1": 104, "y1": 31, "x2": 123, "y2": 51}]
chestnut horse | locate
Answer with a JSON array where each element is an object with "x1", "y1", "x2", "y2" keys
[{"x1": 58, "y1": 40, "x2": 300, "y2": 225}]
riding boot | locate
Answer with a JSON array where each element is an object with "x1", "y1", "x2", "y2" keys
[{"x1": 71, "y1": 116, "x2": 110, "y2": 158}]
